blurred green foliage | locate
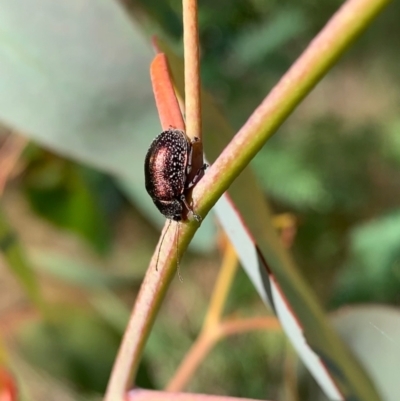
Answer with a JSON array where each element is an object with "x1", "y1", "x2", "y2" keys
[
  {"x1": 1, "y1": 0, "x2": 400, "y2": 399},
  {"x1": 22, "y1": 146, "x2": 123, "y2": 254},
  {"x1": 20, "y1": 311, "x2": 121, "y2": 393},
  {"x1": 19, "y1": 308, "x2": 154, "y2": 395}
]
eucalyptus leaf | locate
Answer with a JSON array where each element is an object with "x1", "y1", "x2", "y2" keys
[
  {"x1": 0, "y1": 0, "x2": 215, "y2": 251},
  {"x1": 332, "y1": 306, "x2": 400, "y2": 401},
  {"x1": 303, "y1": 305, "x2": 400, "y2": 401}
]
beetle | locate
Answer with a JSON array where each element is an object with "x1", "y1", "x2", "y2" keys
[{"x1": 144, "y1": 127, "x2": 207, "y2": 222}]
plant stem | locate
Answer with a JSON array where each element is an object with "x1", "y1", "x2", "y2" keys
[
  {"x1": 166, "y1": 330, "x2": 218, "y2": 392},
  {"x1": 167, "y1": 239, "x2": 237, "y2": 391},
  {"x1": 219, "y1": 316, "x2": 281, "y2": 337},
  {"x1": 127, "y1": 389, "x2": 264, "y2": 401},
  {"x1": 202, "y1": 239, "x2": 237, "y2": 329},
  {"x1": 166, "y1": 316, "x2": 280, "y2": 392},
  {"x1": 104, "y1": 221, "x2": 182, "y2": 400},
  {"x1": 183, "y1": 0, "x2": 202, "y2": 143}
]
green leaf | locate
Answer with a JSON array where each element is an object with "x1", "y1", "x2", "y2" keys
[{"x1": 332, "y1": 210, "x2": 400, "y2": 305}]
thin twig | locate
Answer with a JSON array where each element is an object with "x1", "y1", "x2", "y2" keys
[
  {"x1": 167, "y1": 238, "x2": 279, "y2": 392},
  {"x1": 167, "y1": 239, "x2": 237, "y2": 391},
  {"x1": 166, "y1": 316, "x2": 280, "y2": 392},
  {"x1": 219, "y1": 316, "x2": 281, "y2": 337},
  {"x1": 183, "y1": 0, "x2": 202, "y2": 143},
  {"x1": 166, "y1": 330, "x2": 217, "y2": 392},
  {"x1": 202, "y1": 240, "x2": 237, "y2": 329},
  {"x1": 104, "y1": 224, "x2": 182, "y2": 400}
]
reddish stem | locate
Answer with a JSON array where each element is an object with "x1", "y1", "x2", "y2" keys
[{"x1": 127, "y1": 389, "x2": 265, "y2": 401}]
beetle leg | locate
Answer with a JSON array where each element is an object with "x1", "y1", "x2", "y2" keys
[
  {"x1": 186, "y1": 163, "x2": 208, "y2": 189},
  {"x1": 186, "y1": 143, "x2": 193, "y2": 175},
  {"x1": 180, "y1": 194, "x2": 202, "y2": 222},
  {"x1": 180, "y1": 193, "x2": 191, "y2": 212}
]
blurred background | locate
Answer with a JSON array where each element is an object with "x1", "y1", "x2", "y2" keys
[{"x1": 0, "y1": 0, "x2": 400, "y2": 400}]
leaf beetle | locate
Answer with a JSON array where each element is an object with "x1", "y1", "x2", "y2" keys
[{"x1": 144, "y1": 127, "x2": 207, "y2": 222}]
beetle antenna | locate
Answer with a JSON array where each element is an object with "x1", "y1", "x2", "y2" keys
[
  {"x1": 155, "y1": 219, "x2": 172, "y2": 271},
  {"x1": 176, "y1": 222, "x2": 183, "y2": 283}
]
